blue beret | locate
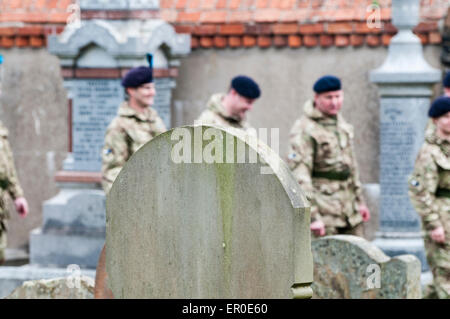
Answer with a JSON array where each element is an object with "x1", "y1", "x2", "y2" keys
[
  {"x1": 444, "y1": 72, "x2": 450, "y2": 88},
  {"x1": 313, "y1": 75, "x2": 342, "y2": 93},
  {"x1": 231, "y1": 75, "x2": 261, "y2": 99},
  {"x1": 121, "y1": 66, "x2": 153, "y2": 88},
  {"x1": 428, "y1": 96, "x2": 450, "y2": 118}
]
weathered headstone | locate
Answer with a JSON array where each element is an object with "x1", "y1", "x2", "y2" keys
[
  {"x1": 370, "y1": 0, "x2": 441, "y2": 283},
  {"x1": 312, "y1": 235, "x2": 421, "y2": 299},
  {"x1": 6, "y1": 277, "x2": 94, "y2": 299},
  {"x1": 106, "y1": 125, "x2": 313, "y2": 298}
]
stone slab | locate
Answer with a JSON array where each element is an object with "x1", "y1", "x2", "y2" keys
[
  {"x1": 0, "y1": 265, "x2": 96, "y2": 299},
  {"x1": 30, "y1": 228, "x2": 104, "y2": 268},
  {"x1": 41, "y1": 189, "x2": 106, "y2": 235},
  {"x1": 312, "y1": 235, "x2": 421, "y2": 299},
  {"x1": 6, "y1": 276, "x2": 95, "y2": 299}
]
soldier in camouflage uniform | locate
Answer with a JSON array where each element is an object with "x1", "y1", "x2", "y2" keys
[
  {"x1": 0, "y1": 122, "x2": 29, "y2": 264},
  {"x1": 0, "y1": 54, "x2": 29, "y2": 264},
  {"x1": 96, "y1": 64, "x2": 166, "y2": 297},
  {"x1": 101, "y1": 66, "x2": 166, "y2": 194},
  {"x1": 196, "y1": 75, "x2": 260, "y2": 132},
  {"x1": 409, "y1": 96, "x2": 450, "y2": 299},
  {"x1": 287, "y1": 75, "x2": 370, "y2": 238}
]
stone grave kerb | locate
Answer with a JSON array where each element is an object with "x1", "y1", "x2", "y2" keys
[{"x1": 106, "y1": 125, "x2": 313, "y2": 298}]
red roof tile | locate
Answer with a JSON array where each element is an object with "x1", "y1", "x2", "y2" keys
[{"x1": 0, "y1": 0, "x2": 447, "y2": 48}]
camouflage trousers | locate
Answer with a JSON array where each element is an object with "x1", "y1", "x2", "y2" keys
[
  {"x1": 424, "y1": 239, "x2": 450, "y2": 299},
  {"x1": 312, "y1": 222, "x2": 364, "y2": 239},
  {"x1": 0, "y1": 218, "x2": 6, "y2": 262},
  {"x1": 326, "y1": 222, "x2": 364, "y2": 237}
]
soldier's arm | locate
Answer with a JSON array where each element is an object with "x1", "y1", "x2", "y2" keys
[
  {"x1": 2, "y1": 135, "x2": 24, "y2": 200},
  {"x1": 101, "y1": 125, "x2": 129, "y2": 194},
  {"x1": 408, "y1": 150, "x2": 442, "y2": 232},
  {"x1": 287, "y1": 129, "x2": 322, "y2": 223},
  {"x1": 348, "y1": 134, "x2": 366, "y2": 208}
]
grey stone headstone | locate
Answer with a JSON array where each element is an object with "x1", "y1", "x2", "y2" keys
[
  {"x1": 106, "y1": 125, "x2": 313, "y2": 298},
  {"x1": 379, "y1": 97, "x2": 429, "y2": 232},
  {"x1": 312, "y1": 235, "x2": 422, "y2": 299}
]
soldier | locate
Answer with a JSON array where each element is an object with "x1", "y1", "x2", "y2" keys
[
  {"x1": 409, "y1": 96, "x2": 450, "y2": 299},
  {"x1": 287, "y1": 75, "x2": 370, "y2": 237},
  {"x1": 96, "y1": 62, "x2": 166, "y2": 298},
  {"x1": 101, "y1": 64, "x2": 167, "y2": 194},
  {"x1": 0, "y1": 55, "x2": 29, "y2": 265},
  {"x1": 196, "y1": 75, "x2": 260, "y2": 132}
]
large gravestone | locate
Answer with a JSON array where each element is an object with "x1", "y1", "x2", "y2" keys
[
  {"x1": 370, "y1": 0, "x2": 440, "y2": 283},
  {"x1": 106, "y1": 125, "x2": 313, "y2": 298},
  {"x1": 312, "y1": 235, "x2": 421, "y2": 299}
]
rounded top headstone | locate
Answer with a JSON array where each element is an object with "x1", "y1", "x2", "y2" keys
[{"x1": 106, "y1": 125, "x2": 312, "y2": 298}]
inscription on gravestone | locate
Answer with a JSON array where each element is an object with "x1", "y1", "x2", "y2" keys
[
  {"x1": 67, "y1": 78, "x2": 172, "y2": 172},
  {"x1": 379, "y1": 98, "x2": 429, "y2": 232},
  {"x1": 71, "y1": 79, "x2": 124, "y2": 172}
]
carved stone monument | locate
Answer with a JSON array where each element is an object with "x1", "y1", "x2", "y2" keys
[
  {"x1": 312, "y1": 236, "x2": 421, "y2": 299},
  {"x1": 106, "y1": 125, "x2": 313, "y2": 298},
  {"x1": 370, "y1": 0, "x2": 441, "y2": 284}
]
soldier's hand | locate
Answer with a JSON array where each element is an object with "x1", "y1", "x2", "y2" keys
[
  {"x1": 310, "y1": 220, "x2": 326, "y2": 237},
  {"x1": 359, "y1": 204, "x2": 371, "y2": 222},
  {"x1": 14, "y1": 197, "x2": 29, "y2": 218},
  {"x1": 430, "y1": 226, "x2": 445, "y2": 243}
]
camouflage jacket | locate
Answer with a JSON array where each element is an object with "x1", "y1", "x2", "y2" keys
[
  {"x1": 196, "y1": 93, "x2": 253, "y2": 132},
  {"x1": 101, "y1": 101, "x2": 167, "y2": 194},
  {"x1": 0, "y1": 122, "x2": 23, "y2": 218},
  {"x1": 287, "y1": 100, "x2": 365, "y2": 228},
  {"x1": 409, "y1": 129, "x2": 450, "y2": 237}
]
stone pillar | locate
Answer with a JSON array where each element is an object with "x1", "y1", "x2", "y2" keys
[
  {"x1": 29, "y1": 1, "x2": 191, "y2": 268},
  {"x1": 370, "y1": 0, "x2": 441, "y2": 284}
]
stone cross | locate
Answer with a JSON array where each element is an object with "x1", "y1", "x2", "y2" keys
[
  {"x1": 370, "y1": 0, "x2": 441, "y2": 283},
  {"x1": 106, "y1": 125, "x2": 313, "y2": 298}
]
